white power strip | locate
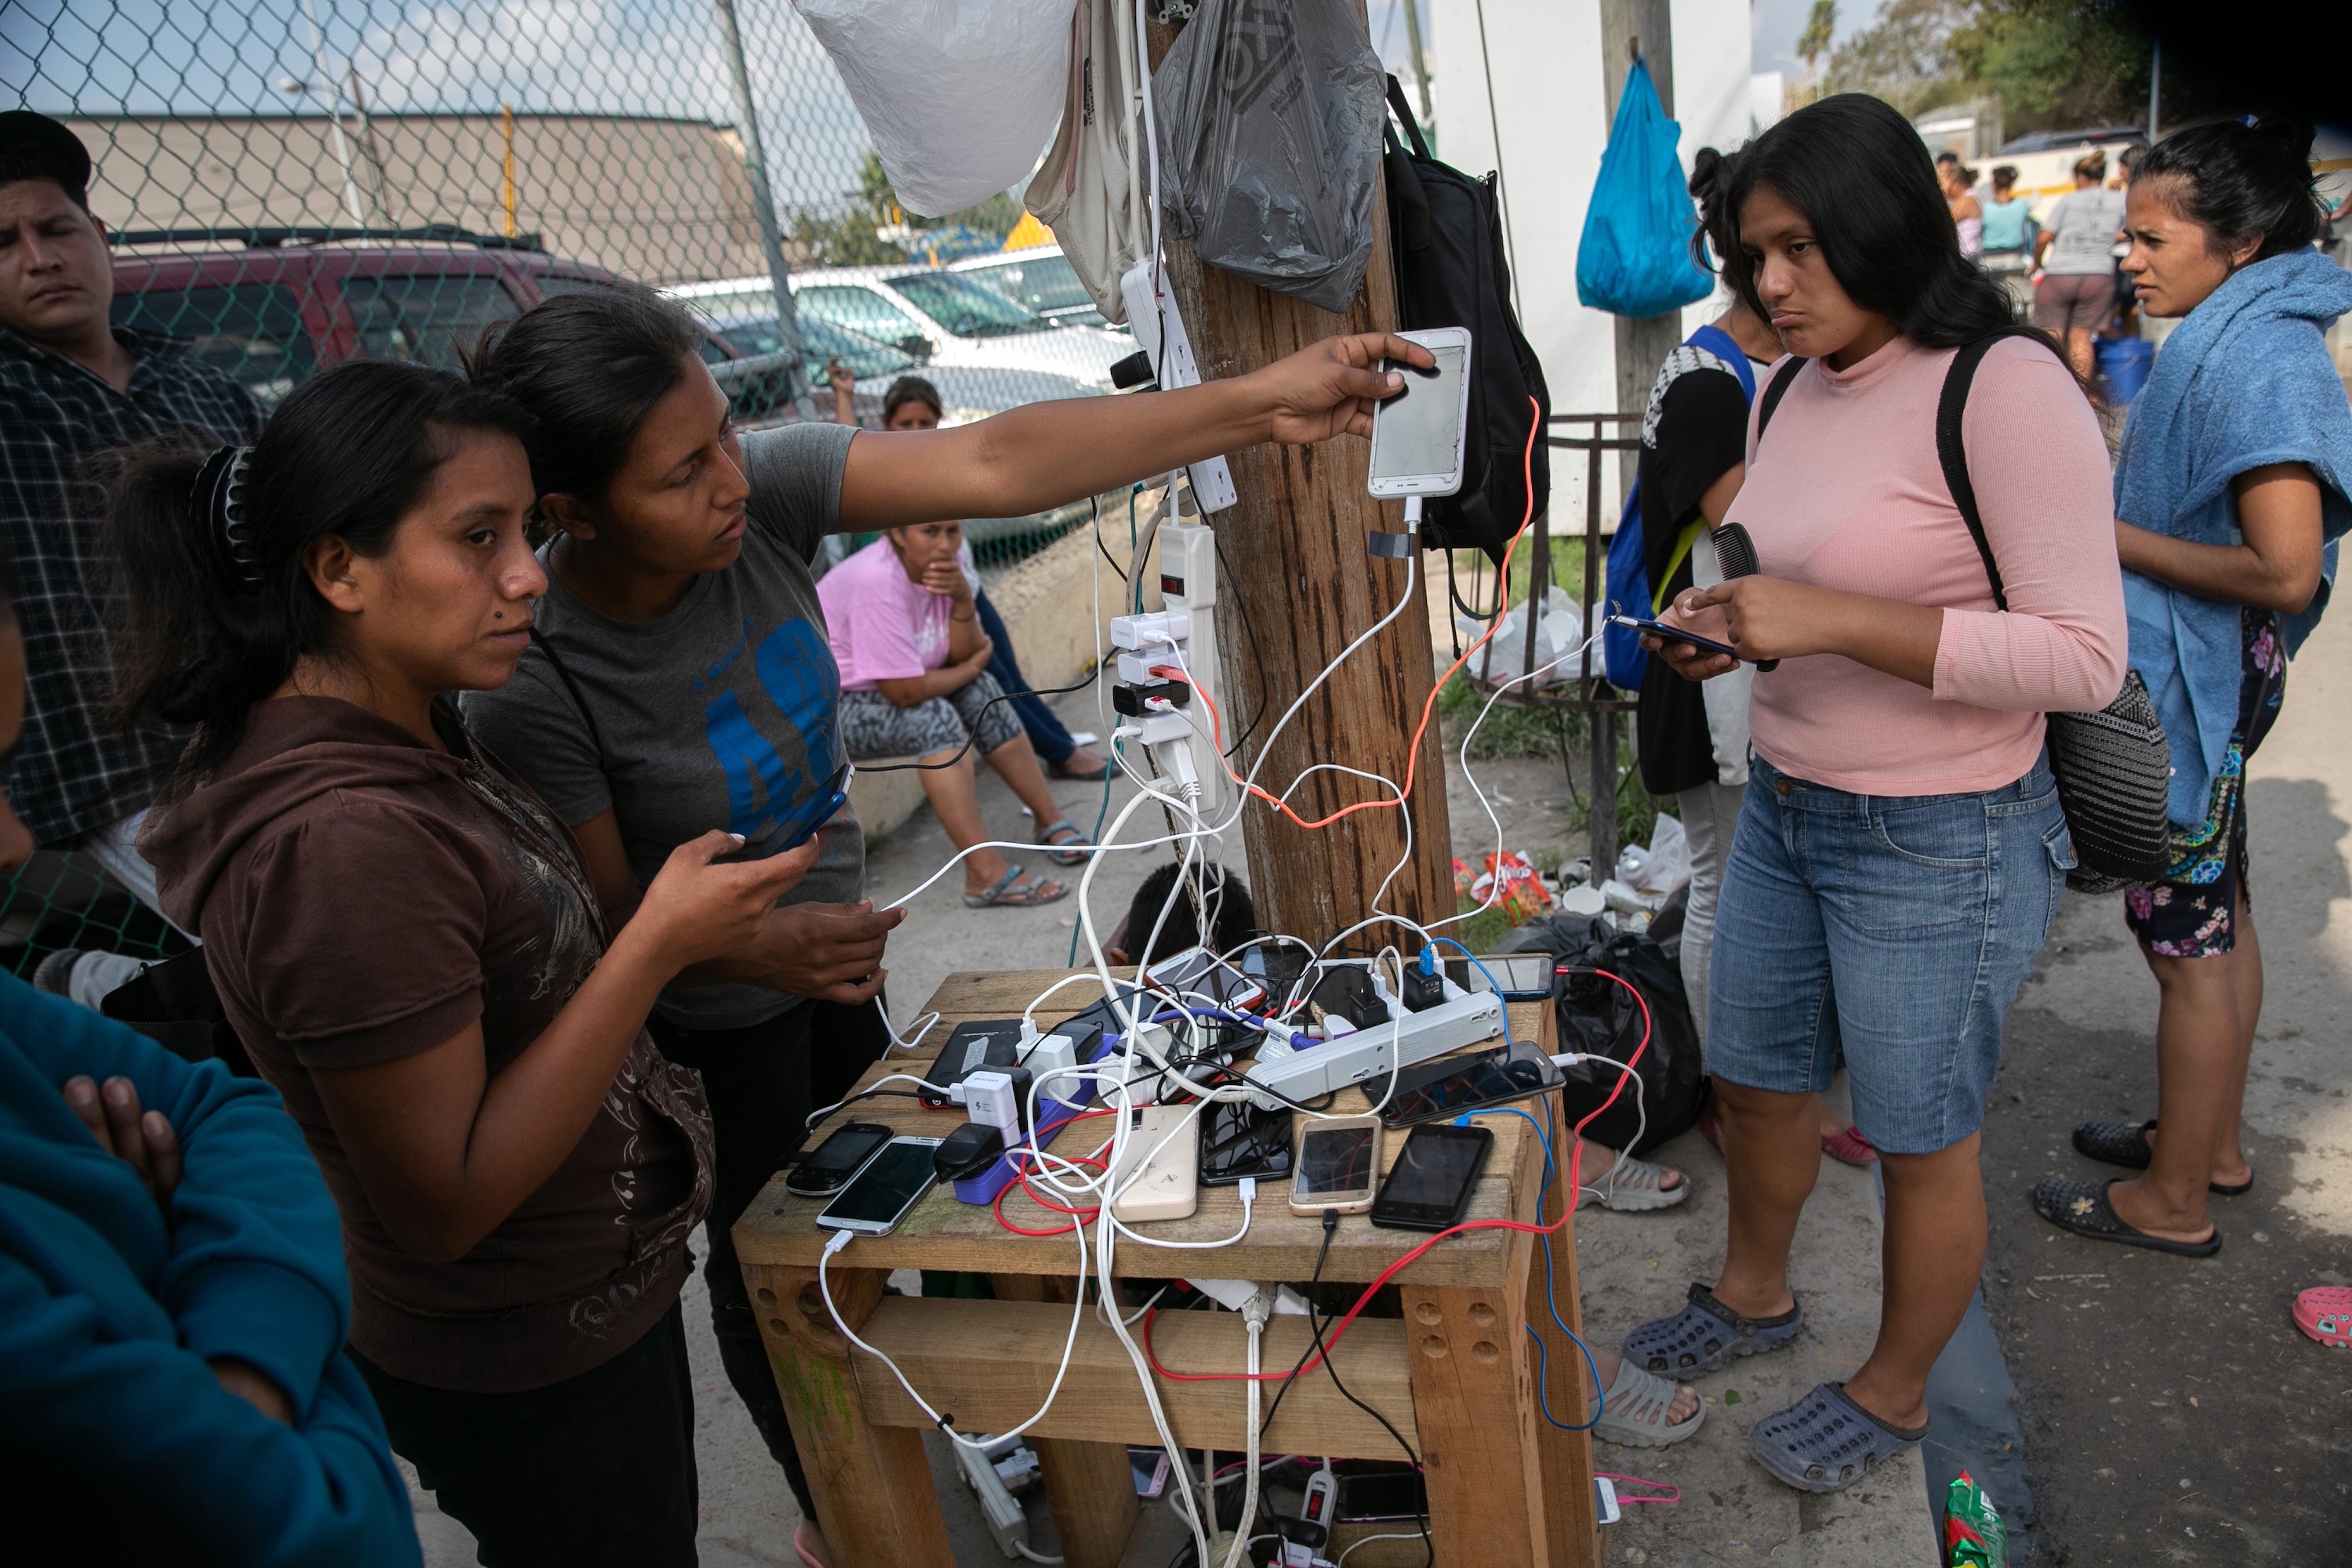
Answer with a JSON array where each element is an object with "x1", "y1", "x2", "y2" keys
[
  {"x1": 1243, "y1": 965, "x2": 1504, "y2": 1111},
  {"x1": 1119, "y1": 256, "x2": 1237, "y2": 512},
  {"x1": 953, "y1": 1436, "x2": 1038, "y2": 1561}
]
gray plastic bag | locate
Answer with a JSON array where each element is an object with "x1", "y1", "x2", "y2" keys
[{"x1": 1152, "y1": 0, "x2": 1385, "y2": 315}]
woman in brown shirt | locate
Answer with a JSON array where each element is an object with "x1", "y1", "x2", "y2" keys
[{"x1": 113, "y1": 360, "x2": 813, "y2": 1566}]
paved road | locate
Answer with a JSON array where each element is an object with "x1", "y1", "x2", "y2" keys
[{"x1": 1979, "y1": 609, "x2": 2352, "y2": 1563}]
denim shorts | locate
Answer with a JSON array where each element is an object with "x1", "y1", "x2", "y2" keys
[{"x1": 1704, "y1": 753, "x2": 2074, "y2": 1154}]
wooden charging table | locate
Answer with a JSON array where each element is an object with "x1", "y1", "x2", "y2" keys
[{"x1": 735, "y1": 970, "x2": 1605, "y2": 1568}]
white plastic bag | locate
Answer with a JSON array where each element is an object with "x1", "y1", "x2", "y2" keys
[
  {"x1": 1617, "y1": 812, "x2": 1689, "y2": 896},
  {"x1": 796, "y1": 0, "x2": 1075, "y2": 218},
  {"x1": 1457, "y1": 586, "x2": 1585, "y2": 688}
]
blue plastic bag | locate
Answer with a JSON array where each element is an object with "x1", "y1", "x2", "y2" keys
[{"x1": 1576, "y1": 60, "x2": 1715, "y2": 319}]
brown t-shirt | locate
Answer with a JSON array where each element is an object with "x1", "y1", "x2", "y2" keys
[{"x1": 144, "y1": 697, "x2": 712, "y2": 1393}]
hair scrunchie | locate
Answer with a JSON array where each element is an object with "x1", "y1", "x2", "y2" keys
[{"x1": 190, "y1": 445, "x2": 265, "y2": 591}]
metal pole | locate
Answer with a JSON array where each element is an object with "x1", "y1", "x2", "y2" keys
[
  {"x1": 712, "y1": 0, "x2": 811, "y2": 407},
  {"x1": 1400, "y1": 0, "x2": 1435, "y2": 126},
  {"x1": 2147, "y1": 34, "x2": 2161, "y2": 143},
  {"x1": 297, "y1": 0, "x2": 366, "y2": 227},
  {"x1": 502, "y1": 103, "x2": 517, "y2": 238}
]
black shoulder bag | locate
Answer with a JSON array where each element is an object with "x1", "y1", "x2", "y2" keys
[{"x1": 1756, "y1": 332, "x2": 2171, "y2": 889}]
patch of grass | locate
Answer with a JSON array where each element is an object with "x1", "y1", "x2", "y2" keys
[{"x1": 1451, "y1": 902, "x2": 1515, "y2": 955}]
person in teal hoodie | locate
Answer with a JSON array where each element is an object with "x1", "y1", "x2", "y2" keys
[
  {"x1": 0, "y1": 581, "x2": 419, "y2": 1563},
  {"x1": 2031, "y1": 117, "x2": 2352, "y2": 1258}
]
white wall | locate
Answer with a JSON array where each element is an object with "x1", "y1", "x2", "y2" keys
[{"x1": 1428, "y1": 0, "x2": 1751, "y2": 531}]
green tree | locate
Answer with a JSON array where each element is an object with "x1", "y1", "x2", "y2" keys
[
  {"x1": 786, "y1": 152, "x2": 1026, "y2": 269},
  {"x1": 1824, "y1": 0, "x2": 2150, "y2": 135},
  {"x1": 1796, "y1": 0, "x2": 1839, "y2": 69}
]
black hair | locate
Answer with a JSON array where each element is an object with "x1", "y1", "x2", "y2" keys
[
  {"x1": 1991, "y1": 165, "x2": 2020, "y2": 189},
  {"x1": 106, "y1": 359, "x2": 532, "y2": 782},
  {"x1": 2136, "y1": 117, "x2": 2324, "y2": 263},
  {"x1": 1116, "y1": 861, "x2": 1256, "y2": 967},
  {"x1": 465, "y1": 287, "x2": 706, "y2": 506},
  {"x1": 1719, "y1": 94, "x2": 2027, "y2": 351},
  {"x1": 882, "y1": 375, "x2": 944, "y2": 423},
  {"x1": 1686, "y1": 144, "x2": 1740, "y2": 276}
]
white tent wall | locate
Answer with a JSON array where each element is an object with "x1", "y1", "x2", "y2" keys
[{"x1": 1428, "y1": 0, "x2": 1755, "y2": 533}]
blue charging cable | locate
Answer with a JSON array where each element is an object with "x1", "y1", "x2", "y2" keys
[
  {"x1": 1421, "y1": 937, "x2": 1513, "y2": 1047},
  {"x1": 1453, "y1": 1101, "x2": 1605, "y2": 1431}
]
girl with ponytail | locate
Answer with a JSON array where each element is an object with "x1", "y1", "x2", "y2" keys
[{"x1": 116, "y1": 358, "x2": 825, "y2": 1566}]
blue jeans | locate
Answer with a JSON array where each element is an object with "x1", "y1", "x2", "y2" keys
[
  {"x1": 975, "y1": 589, "x2": 1076, "y2": 766},
  {"x1": 1704, "y1": 753, "x2": 2074, "y2": 1154}
]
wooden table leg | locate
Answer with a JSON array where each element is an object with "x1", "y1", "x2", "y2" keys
[
  {"x1": 1399, "y1": 1231, "x2": 1553, "y2": 1568},
  {"x1": 993, "y1": 1272, "x2": 1141, "y2": 1568},
  {"x1": 745, "y1": 1260, "x2": 953, "y2": 1567},
  {"x1": 1526, "y1": 1203, "x2": 1604, "y2": 1566}
]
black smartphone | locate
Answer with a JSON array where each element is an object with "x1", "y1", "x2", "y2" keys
[
  {"x1": 1443, "y1": 952, "x2": 1557, "y2": 1003},
  {"x1": 1335, "y1": 1465, "x2": 1428, "y2": 1523},
  {"x1": 919, "y1": 1019, "x2": 1025, "y2": 1107},
  {"x1": 1606, "y1": 612, "x2": 1740, "y2": 662},
  {"x1": 784, "y1": 1121, "x2": 894, "y2": 1197},
  {"x1": 1199, "y1": 1098, "x2": 1294, "y2": 1186},
  {"x1": 720, "y1": 763, "x2": 852, "y2": 861},
  {"x1": 1378, "y1": 1045, "x2": 1563, "y2": 1127},
  {"x1": 1369, "y1": 1122, "x2": 1493, "y2": 1232}
]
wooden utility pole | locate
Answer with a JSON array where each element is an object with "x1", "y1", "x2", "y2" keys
[
  {"x1": 1599, "y1": 0, "x2": 1681, "y2": 498},
  {"x1": 1148, "y1": 13, "x2": 1455, "y2": 949}
]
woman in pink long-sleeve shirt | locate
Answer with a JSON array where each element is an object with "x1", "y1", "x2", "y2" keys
[{"x1": 1621, "y1": 95, "x2": 2125, "y2": 1497}]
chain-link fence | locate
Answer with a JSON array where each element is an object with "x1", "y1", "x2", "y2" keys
[
  {"x1": 5, "y1": 0, "x2": 1143, "y2": 969},
  {"x1": 8, "y1": 0, "x2": 1126, "y2": 568}
]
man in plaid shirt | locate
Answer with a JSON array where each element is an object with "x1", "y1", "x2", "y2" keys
[{"x1": 0, "y1": 113, "x2": 260, "y2": 1003}]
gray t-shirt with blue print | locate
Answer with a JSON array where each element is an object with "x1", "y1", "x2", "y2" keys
[{"x1": 463, "y1": 422, "x2": 858, "y2": 1029}]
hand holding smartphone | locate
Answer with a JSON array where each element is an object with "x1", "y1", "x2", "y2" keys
[{"x1": 1608, "y1": 612, "x2": 1742, "y2": 663}]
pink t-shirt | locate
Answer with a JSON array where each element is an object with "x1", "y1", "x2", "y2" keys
[
  {"x1": 817, "y1": 537, "x2": 953, "y2": 691},
  {"x1": 1711, "y1": 335, "x2": 2126, "y2": 797}
]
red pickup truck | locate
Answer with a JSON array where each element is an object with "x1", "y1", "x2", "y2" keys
[{"x1": 107, "y1": 224, "x2": 800, "y2": 420}]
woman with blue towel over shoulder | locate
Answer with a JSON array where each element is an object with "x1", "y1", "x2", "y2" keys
[{"x1": 2036, "y1": 118, "x2": 2352, "y2": 1256}]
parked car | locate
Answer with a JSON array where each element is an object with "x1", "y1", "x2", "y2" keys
[
  {"x1": 684, "y1": 301, "x2": 1102, "y2": 428},
  {"x1": 107, "y1": 224, "x2": 800, "y2": 425},
  {"x1": 949, "y1": 243, "x2": 1121, "y2": 332},
  {"x1": 672, "y1": 263, "x2": 1131, "y2": 392}
]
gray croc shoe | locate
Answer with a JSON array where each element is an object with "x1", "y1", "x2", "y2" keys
[
  {"x1": 1578, "y1": 1152, "x2": 1690, "y2": 1212},
  {"x1": 1588, "y1": 1359, "x2": 1705, "y2": 1450},
  {"x1": 1621, "y1": 1282, "x2": 1803, "y2": 1376},
  {"x1": 1747, "y1": 1381, "x2": 1926, "y2": 1494}
]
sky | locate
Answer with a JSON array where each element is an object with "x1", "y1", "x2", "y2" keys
[{"x1": 1747, "y1": 0, "x2": 1888, "y2": 76}]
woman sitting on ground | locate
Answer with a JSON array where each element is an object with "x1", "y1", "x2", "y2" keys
[
  {"x1": 118, "y1": 361, "x2": 816, "y2": 1566},
  {"x1": 829, "y1": 372, "x2": 1110, "y2": 782},
  {"x1": 818, "y1": 513, "x2": 1086, "y2": 906}
]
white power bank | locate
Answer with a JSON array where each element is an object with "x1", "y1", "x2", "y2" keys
[{"x1": 1104, "y1": 1105, "x2": 1200, "y2": 1222}]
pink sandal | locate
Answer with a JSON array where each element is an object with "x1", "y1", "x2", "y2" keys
[
  {"x1": 1822, "y1": 1126, "x2": 1878, "y2": 1167},
  {"x1": 2294, "y1": 1286, "x2": 2352, "y2": 1348}
]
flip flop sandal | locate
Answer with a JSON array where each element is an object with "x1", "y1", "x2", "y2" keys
[
  {"x1": 1588, "y1": 1359, "x2": 1706, "y2": 1449},
  {"x1": 963, "y1": 865, "x2": 1069, "y2": 909},
  {"x1": 1577, "y1": 1153, "x2": 1690, "y2": 1212},
  {"x1": 1036, "y1": 818, "x2": 1092, "y2": 867},
  {"x1": 1621, "y1": 1282, "x2": 1803, "y2": 1376},
  {"x1": 2294, "y1": 1286, "x2": 2352, "y2": 1348},
  {"x1": 2031, "y1": 1177, "x2": 2221, "y2": 1258},
  {"x1": 1822, "y1": 1125, "x2": 1878, "y2": 1166},
  {"x1": 2074, "y1": 1119, "x2": 2252, "y2": 1196},
  {"x1": 1747, "y1": 1382, "x2": 1926, "y2": 1494}
]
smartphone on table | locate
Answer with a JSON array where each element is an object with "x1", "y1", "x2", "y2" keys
[
  {"x1": 1368, "y1": 1122, "x2": 1493, "y2": 1232},
  {"x1": 784, "y1": 1121, "x2": 893, "y2": 1198},
  {"x1": 1289, "y1": 1113, "x2": 1384, "y2": 1217},
  {"x1": 1378, "y1": 1045, "x2": 1563, "y2": 1127},
  {"x1": 1606, "y1": 612, "x2": 1741, "y2": 663},
  {"x1": 1367, "y1": 326, "x2": 1473, "y2": 499},
  {"x1": 815, "y1": 1135, "x2": 943, "y2": 1236},
  {"x1": 1200, "y1": 1098, "x2": 1294, "y2": 1187}
]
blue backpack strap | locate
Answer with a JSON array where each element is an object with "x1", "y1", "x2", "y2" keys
[{"x1": 1682, "y1": 321, "x2": 1757, "y2": 403}]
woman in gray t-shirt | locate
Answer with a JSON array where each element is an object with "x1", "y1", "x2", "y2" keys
[{"x1": 463, "y1": 287, "x2": 1424, "y2": 1553}]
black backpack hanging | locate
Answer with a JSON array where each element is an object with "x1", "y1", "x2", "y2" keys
[{"x1": 1381, "y1": 75, "x2": 1552, "y2": 563}]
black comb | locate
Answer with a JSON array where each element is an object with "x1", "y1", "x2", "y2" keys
[{"x1": 1711, "y1": 524, "x2": 1777, "y2": 672}]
